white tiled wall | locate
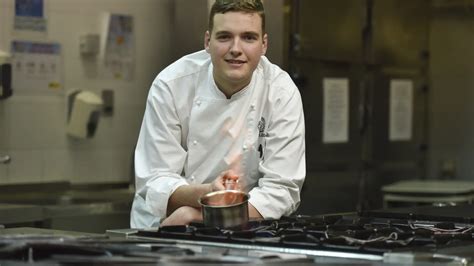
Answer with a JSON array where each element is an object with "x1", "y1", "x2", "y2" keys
[
  {"x1": 0, "y1": 103, "x2": 9, "y2": 149},
  {"x1": 0, "y1": 0, "x2": 174, "y2": 184}
]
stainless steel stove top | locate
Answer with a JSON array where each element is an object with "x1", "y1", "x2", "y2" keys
[
  {"x1": 2, "y1": 205, "x2": 474, "y2": 265},
  {"x1": 129, "y1": 205, "x2": 474, "y2": 265}
]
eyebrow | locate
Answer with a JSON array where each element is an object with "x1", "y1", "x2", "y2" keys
[{"x1": 214, "y1": 31, "x2": 261, "y2": 37}]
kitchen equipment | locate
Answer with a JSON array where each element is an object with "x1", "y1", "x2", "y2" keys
[
  {"x1": 0, "y1": 227, "x2": 313, "y2": 265},
  {"x1": 382, "y1": 180, "x2": 474, "y2": 208},
  {"x1": 4, "y1": 205, "x2": 474, "y2": 265},
  {"x1": 135, "y1": 205, "x2": 474, "y2": 264},
  {"x1": 199, "y1": 190, "x2": 249, "y2": 229},
  {"x1": 0, "y1": 182, "x2": 133, "y2": 233}
]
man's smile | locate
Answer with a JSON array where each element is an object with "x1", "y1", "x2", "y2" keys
[{"x1": 225, "y1": 59, "x2": 247, "y2": 65}]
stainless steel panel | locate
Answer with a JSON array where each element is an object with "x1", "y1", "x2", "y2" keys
[
  {"x1": 372, "y1": 70, "x2": 428, "y2": 181},
  {"x1": 0, "y1": 204, "x2": 44, "y2": 225},
  {"x1": 0, "y1": 183, "x2": 133, "y2": 233},
  {"x1": 289, "y1": 0, "x2": 430, "y2": 214},
  {"x1": 297, "y1": 0, "x2": 364, "y2": 62},
  {"x1": 428, "y1": 6, "x2": 474, "y2": 180},
  {"x1": 299, "y1": 62, "x2": 364, "y2": 171},
  {"x1": 297, "y1": 171, "x2": 361, "y2": 215},
  {"x1": 372, "y1": 0, "x2": 431, "y2": 67}
]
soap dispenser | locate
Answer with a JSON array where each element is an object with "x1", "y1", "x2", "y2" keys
[{"x1": 66, "y1": 90, "x2": 104, "y2": 139}]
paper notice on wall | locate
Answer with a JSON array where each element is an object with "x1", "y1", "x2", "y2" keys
[
  {"x1": 11, "y1": 40, "x2": 62, "y2": 91},
  {"x1": 323, "y1": 78, "x2": 349, "y2": 143},
  {"x1": 102, "y1": 14, "x2": 134, "y2": 81},
  {"x1": 14, "y1": 0, "x2": 47, "y2": 32},
  {"x1": 389, "y1": 79, "x2": 413, "y2": 141}
]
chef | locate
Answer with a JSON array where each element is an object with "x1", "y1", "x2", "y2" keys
[{"x1": 131, "y1": 0, "x2": 306, "y2": 228}]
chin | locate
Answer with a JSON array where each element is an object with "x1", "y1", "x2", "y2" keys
[
  {"x1": 227, "y1": 76, "x2": 250, "y2": 85},
  {"x1": 225, "y1": 71, "x2": 249, "y2": 81}
]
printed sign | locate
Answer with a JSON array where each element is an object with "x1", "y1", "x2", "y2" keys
[
  {"x1": 14, "y1": 0, "x2": 47, "y2": 32},
  {"x1": 323, "y1": 78, "x2": 349, "y2": 143},
  {"x1": 11, "y1": 41, "x2": 62, "y2": 91}
]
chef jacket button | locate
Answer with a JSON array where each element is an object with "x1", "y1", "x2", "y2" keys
[
  {"x1": 196, "y1": 100, "x2": 201, "y2": 107},
  {"x1": 193, "y1": 140, "x2": 198, "y2": 145},
  {"x1": 250, "y1": 104, "x2": 255, "y2": 110},
  {"x1": 190, "y1": 175, "x2": 195, "y2": 182},
  {"x1": 243, "y1": 144, "x2": 248, "y2": 151}
]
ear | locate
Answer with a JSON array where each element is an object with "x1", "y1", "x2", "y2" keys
[
  {"x1": 204, "y1": 31, "x2": 211, "y2": 53},
  {"x1": 261, "y1": 33, "x2": 268, "y2": 55}
]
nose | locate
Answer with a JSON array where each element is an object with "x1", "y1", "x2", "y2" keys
[{"x1": 229, "y1": 38, "x2": 242, "y2": 56}]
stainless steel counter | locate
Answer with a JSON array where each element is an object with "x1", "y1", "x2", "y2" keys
[
  {"x1": 0, "y1": 182, "x2": 134, "y2": 233},
  {"x1": 0, "y1": 227, "x2": 376, "y2": 265},
  {"x1": 0, "y1": 204, "x2": 44, "y2": 225},
  {"x1": 0, "y1": 226, "x2": 104, "y2": 237}
]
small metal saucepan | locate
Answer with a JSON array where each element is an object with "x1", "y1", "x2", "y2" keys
[{"x1": 199, "y1": 190, "x2": 249, "y2": 229}]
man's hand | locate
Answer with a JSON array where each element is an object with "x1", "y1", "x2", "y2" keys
[
  {"x1": 211, "y1": 170, "x2": 240, "y2": 191},
  {"x1": 161, "y1": 206, "x2": 202, "y2": 226},
  {"x1": 166, "y1": 170, "x2": 241, "y2": 219}
]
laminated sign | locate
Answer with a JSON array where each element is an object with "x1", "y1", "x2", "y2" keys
[
  {"x1": 11, "y1": 41, "x2": 62, "y2": 91},
  {"x1": 102, "y1": 14, "x2": 135, "y2": 81},
  {"x1": 323, "y1": 78, "x2": 349, "y2": 143},
  {"x1": 14, "y1": 0, "x2": 47, "y2": 32}
]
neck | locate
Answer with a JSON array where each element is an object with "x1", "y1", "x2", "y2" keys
[{"x1": 215, "y1": 79, "x2": 250, "y2": 99}]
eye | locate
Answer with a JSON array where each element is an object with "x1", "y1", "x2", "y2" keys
[
  {"x1": 216, "y1": 34, "x2": 231, "y2": 41},
  {"x1": 242, "y1": 34, "x2": 258, "y2": 42}
]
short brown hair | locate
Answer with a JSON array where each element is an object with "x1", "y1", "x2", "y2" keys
[{"x1": 208, "y1": 0, "x2": 265, "y2": 33}]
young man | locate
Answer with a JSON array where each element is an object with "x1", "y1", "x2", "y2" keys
[{"x1": 131, "y1": 0, "x2": 305, "y2": 228}]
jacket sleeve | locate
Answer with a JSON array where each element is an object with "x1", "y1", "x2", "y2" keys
[
  {"x1": 248, "y1": 77, "x2": 306, "y2": 219},
  {"x1": 132, "y1": 77, "x2": 188, "y2": 227}
]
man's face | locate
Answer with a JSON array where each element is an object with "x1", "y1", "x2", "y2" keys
[{"x1": 205, "y1": 11, "x2": 267, "y2": 93}]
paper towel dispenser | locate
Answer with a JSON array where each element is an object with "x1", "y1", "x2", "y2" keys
[
  {"x1": 67, "y1": 90, "x2": 103, "y2": 139},
  {"x1": 0, "y1": 51, "x2": 12, "y2": 100}
]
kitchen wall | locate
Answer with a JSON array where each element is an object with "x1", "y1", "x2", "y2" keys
[
  {"x1": 428, "y1": 5, "x2": 474, "y2": 180},
  {"x1": 1, "y1": 0, "x2": 473, "y2": 209},
  {"x1": 0, "y1": 0, "x2": 174, "y2": 184},
  {"x1": 0, "y1": 0, "x2": 285, "y2": 185}
]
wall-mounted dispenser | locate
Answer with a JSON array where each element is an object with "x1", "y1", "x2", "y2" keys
[
  {"x1": 0, "y1": 50, "x2": 12, "y2": 100},
  {"x1": 67, "y1": 90, "x2": 104, "y2": 139},
  {"x1": 79, "y1": 34, "x2": 100, "y2": 56}
]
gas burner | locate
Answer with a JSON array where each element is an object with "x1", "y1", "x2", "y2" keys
[{"x1": 136, "y1": 208, "x2": 474, "y2": 260}]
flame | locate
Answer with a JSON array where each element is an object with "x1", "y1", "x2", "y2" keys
[
  {"x1": 222, "y1": 154, "x2": 247, "y2": 192},
  {"x1": 219, "y1": 111, "x2": 250, "y2": 192}
]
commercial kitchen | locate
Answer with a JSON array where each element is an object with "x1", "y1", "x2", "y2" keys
[{"x1": 1, "y1": 0, "x2": 474, "y2": 264}]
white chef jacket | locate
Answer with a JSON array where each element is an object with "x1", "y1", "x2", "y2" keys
[{"x1": 131, "y1": 50, "x2": 305, "y2": 229}]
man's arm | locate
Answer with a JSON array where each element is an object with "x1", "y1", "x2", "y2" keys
[
  {"x1": 161, "y1": 206, "x2": 202, "y2": 227},
  {"x1": 247, "y1": 78, "x2": 306, "y2": 219},
  {"x1": 249, "y1": 203, "x2": 263, "y2": 219},
  {"x1": 133, "y1": 78, "x2": 189, "y2": 228},
  {"x1": 166, "y1": 184, "x2": 211, "y2": 215}
]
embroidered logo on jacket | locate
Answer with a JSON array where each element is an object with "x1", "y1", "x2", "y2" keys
[
  {"x1": 257, "y1": 117, "x2": 268, "y2": 160},
  {"x1": 258, "y1": 117, "x2": 269, "y2": 137}
]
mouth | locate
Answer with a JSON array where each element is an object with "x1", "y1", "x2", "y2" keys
[{"x1": 225, "y1": 59, "x2": 246, "y2": 66}]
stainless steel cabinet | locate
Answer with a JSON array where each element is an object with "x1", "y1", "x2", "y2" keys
[{"x1": 288, "y1": 0, "x2": 431, "y2": 215}]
